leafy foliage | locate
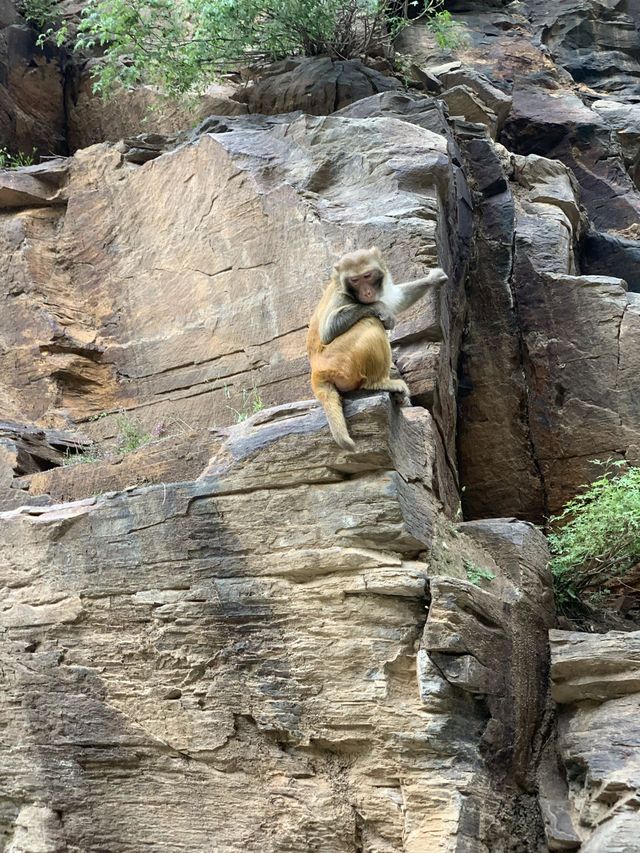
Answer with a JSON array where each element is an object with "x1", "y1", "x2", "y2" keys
[
  {"x1": 71, "y1": 0, "x2": 445, "y2": 97},
  {"x1": 464, "y1": 559, "x2": 495, "y2": 586},
  {"x1": 549, "y1": 462, "x2": 640, "y2": 616},
  {"x1": 18, "y1": 0, "x2": 69, "y2": 46}
]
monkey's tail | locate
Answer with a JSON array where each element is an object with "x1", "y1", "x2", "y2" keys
[{"x1": 312, "y1": 379, "x2": 356, "y2": 452}]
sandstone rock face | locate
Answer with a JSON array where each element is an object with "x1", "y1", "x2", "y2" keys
[
  {"x1": 0, "y1": 393, "x2": 554, "y2": 852},
  {"x1": 550, "y1": 630, "x2": 640, "y2": 850},
  {"x1": 401, "y1": 1, "x2": 640, "y2": 520},
  {"x1": 457, "y1": 123, "x2": 640, "y2": 519}
]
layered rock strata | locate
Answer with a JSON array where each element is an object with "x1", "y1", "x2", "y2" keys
[{"x1": 0, "y1": 394, "x2": 554, "y2": 852}]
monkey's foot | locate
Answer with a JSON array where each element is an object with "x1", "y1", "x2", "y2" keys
[
  {"x1": 364, "y1": 379, "x2": 411, "y2": 407},
  {"x1": 392, "y1": 389, "x2": 411, "y2": 407}
]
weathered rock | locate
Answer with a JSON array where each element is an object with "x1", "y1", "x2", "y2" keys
[
  {"x1": 501, "y1": 81, "x2": 640, "y2": 237},
  {"x1": 440, "y1": 84, "x2": 499, "y2": 138},
  {"x1": 513, "y1": 269, "x2": 639, "y2": 514},
  {"x1": 232, "y1": 57, "x2": 402, "y2": 115},
  {"x1": 0, "y1": 392, "x2": 554, "y2": 852},
  {"x1": 550, "y1": 630, "x2": 640, "y2": 849},
  {"x1": 529, "y1": 0, "x2": 640, "y2": 99},
  {"x1": 458, "y1": 117, "x2": 640, "y2": 519},
  {"x1": 0, "y1": 419, "x2": 90, "y2": 510},
  {"x1": 437, "y1": 67, "x2": 512, "y2": 129},
  {"x1": 0, "y1": 158, "x2": 68, "y2": 207},
  {"x1": 592, "y1": 100, "x2": 640, "y2": 190},
  {"x1": 457, "y1": 131, "x2": 546, "y2": 521}
]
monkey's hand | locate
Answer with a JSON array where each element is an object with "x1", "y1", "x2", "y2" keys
[
  {"x1": 374, "y1": 304, "x2": 396, "y2": 331},
  {"x1": 427, "y1": 267, "x2": 448, "y2": 288}
]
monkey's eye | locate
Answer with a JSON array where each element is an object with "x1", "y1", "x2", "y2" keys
[{"x1": 362, "y1": 271, "x2": 372, "y2": 279}]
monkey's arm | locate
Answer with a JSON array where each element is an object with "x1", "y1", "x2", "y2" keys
[
  {"x1": 320, "y1": 299, "x2": 394, "y2": 345},
  {"x1": 393, "y1": 267, "x2": 448, "y2": 313}
]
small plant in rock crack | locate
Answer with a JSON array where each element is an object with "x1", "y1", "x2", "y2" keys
[
  {"x1": 0, "y1": 147, "x2": 37, "y2": 168},
  {"x1": 223, "y1": 383, "x2": 264, "y2": 423},
  {"x1": 464, "y1": 559, "x2": 496, "y2": 586},
  {"x1": 61, "y1": 412, "x2": 193, "y2": 465},
  {"x1": 114, "y1": 413, "x2": 153, "y2": 454},
  {"x1": 62, "y1": 446, "x2": 101, "y2": 466},
  {"x1": 549, "y1": 461, "x2": 640, "y2": 618}
]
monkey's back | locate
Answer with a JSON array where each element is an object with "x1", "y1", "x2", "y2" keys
[{"x1": 310, "y1": 317, "x2": 391, "y2": 393}]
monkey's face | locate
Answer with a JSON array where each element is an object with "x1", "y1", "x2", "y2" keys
[{"x1": 336, "y1": 249, "x2": 386, "y2": 304}]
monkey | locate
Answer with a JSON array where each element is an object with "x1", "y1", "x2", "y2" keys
[{"x1": 306, "y1": 247, "x2": 448, "y2": 451}]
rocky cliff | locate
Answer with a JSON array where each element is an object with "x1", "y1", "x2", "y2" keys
[{"x1": 1, "y1": 1, "x2": 640, "y2": 851}]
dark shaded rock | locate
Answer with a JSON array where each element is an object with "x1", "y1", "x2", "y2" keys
[
  {"x1": 0, "y1": 419, "x2": 89, "y2": 510},
  {"x1": 0, "y1": 18, "x2": 66, "y2": 156},
  {"x1": 460, "y1": 136, "x2": 507, "y2": 196},
  {"x1": 457, "y1": 135, "x2": 545, "y2": 522},
  {"x1": 502, "y1": 83, "x2": 640, "y2": 233},
  {"x1": 581, "y1": 230, "x2": 640, "y2": 293},
  {"x1": 529, "y1": 0, "x2": 640, "y2": 100},
  {"x1": 411, "y1": 64, "x2": 442, "y2": 95},
  {"x1": 232, "y1": 56, "x2": 402, "y2": 115}
]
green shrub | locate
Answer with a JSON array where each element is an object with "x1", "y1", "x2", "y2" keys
[
  {"x1": 549, "y1": 462, "x2": 640, "y2": 616},
  {"x1": 18, "y1": 0, "x2": 69, "y2": 46},
  {"x1": 73, "y1": 0, "x2": 452, "y2": 98},
  {"x1": 427, "y1": 9, "x2": 467, "y2": 50}
]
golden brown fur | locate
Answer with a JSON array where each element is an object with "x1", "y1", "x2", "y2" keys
[{"x1": 307, "y1": 249, "x2": 416, "y2": 451}]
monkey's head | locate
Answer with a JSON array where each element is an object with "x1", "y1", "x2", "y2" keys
[{"x1": 334, "y1": 247, "x2": 388, "y2": 304}]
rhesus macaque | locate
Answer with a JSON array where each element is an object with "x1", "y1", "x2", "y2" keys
[{"x1": 307, "y1": 247, "x2": 448, "y2": 451}]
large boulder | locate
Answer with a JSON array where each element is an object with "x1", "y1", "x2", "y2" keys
[
  {"x1": 233, "y1": 57, "x2": 402, "y2": 115},
  {"x1": 66, "y1": 73, "x2": 249, "y2": 152}
]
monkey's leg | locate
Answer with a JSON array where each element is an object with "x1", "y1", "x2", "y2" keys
[
  {"x1": 311, "y1": 376, "x2": 357, "y2": 451},
  {"x1": 362, "y1": 377, "x2": 411, "y2": 406}
]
